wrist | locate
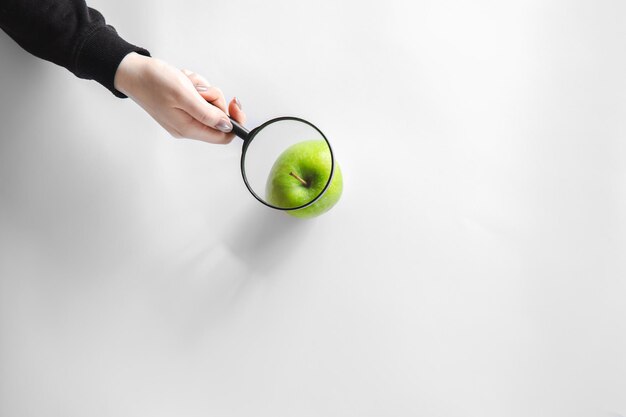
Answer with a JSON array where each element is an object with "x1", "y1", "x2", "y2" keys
[{"x1": 114, "y1": 52, "x2": 151, "y2": 97}]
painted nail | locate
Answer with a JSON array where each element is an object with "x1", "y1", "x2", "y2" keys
[
  {"x1": 216, "y1": 119, "x2": 232, "y2": 133},
  {"x1": 234, "y1": 96, "x2": 242, "y2": 110},
  {"x1": 195, "y1": 84, "x2": 208, "y2": 92}
]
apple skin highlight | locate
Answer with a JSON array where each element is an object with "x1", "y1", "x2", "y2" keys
[{"x1": 265, "y1": 140, "x2": 343, "y2": 219}]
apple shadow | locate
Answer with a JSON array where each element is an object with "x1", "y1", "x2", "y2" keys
[
  {"x1": 223, "y1": 205, "x2": 315, "y2": 276},
  {"x1": 155, "y1": 207, "x2": 314, "y2": 343}
]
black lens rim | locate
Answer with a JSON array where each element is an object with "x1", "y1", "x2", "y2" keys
[{"x1": 240, "y1": 116, "x2": 335, "y2": 211}]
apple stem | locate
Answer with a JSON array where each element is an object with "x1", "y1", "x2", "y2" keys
[{"x1": 289, "y1": 171, "x2": 308, "y2": 187}]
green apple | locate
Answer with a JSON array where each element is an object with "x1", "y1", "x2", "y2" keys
[{"x1": 265, "y1": 140, "x2": 343, "y2": 218}]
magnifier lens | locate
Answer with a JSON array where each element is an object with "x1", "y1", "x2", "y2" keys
[{"x1": 242, "y1": 119, "x2": 332, "y2": 210}]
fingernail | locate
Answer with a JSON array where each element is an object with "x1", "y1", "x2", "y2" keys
[
  {"x1": 195, "y1": 84, "x2": 208, "y2": 92},
  {"x1": 182, "y1": 69, "x2": 193, "y2": 76},
  {"x1": 216, "y1": 118, "x2": 232, "y2": 133},
  {"x1": 234, "y1": 96, "x2": 242, "y2": 110}
]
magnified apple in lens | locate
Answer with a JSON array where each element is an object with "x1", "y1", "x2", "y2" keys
[{"x1": 265, "y1": 140, "x2": 343, "y2": 219}]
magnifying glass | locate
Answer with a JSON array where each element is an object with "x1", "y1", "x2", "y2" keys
[{"x1": 228, "y1": 116, "x2": 335, "y2": 211}]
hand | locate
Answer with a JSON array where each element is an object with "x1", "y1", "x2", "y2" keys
[{"x1": 113, "y1": 52, "x2": 246, "y2": 144}]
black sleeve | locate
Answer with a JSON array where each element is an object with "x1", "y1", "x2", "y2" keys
[{"x1": 0, "y1": 0, "x2": 150, "y2": 98}]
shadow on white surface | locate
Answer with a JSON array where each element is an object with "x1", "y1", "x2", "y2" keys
[
  {"x1": 223, "y1": 206, "x2": 314, "y2": 274},
  {"x1": 151, "y1": 206, "x2": 314, "y2": 344}
]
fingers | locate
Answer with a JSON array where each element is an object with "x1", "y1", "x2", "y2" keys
[
  {"x1": 228, "y1": 97, "x2": 246, "y2": 124},
  {"x1": 177, "y1": 89, "x2": 232, "y2": 133},
  {"x1": 124, "y1": 57, "x2": 244, "y2": 144},
  {"x1": 178, "y1": 69, "x2": 232, "y2": 132},
  {"x1": 183, "y1": 120, "x2": 234, "y2": 144},
  {"x1": 169, "y1": 108, "x2": 234, "y2": 144},
  {"x1": 177, "y1": 69, "x2": 247, "y2": 140},
  {"x1": 181, "y1": 69, "x2": 227, "y2": 112},
  {"x1": 198, "y1": 87, "x2": 228, "y2": 113}
]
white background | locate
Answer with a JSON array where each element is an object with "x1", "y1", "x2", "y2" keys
[{"x1": 1, "y1": 1, "x2": 626, "y2": 416}]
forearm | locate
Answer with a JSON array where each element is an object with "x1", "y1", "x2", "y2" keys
[{"x1": 0, "y1": 0, "x2": 149, "y2": 97}]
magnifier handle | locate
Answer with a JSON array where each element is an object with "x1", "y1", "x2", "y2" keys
[{"x1": 229, "y1": 116, "x2": 249, "y2": 140}]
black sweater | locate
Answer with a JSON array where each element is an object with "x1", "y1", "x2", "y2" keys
[{"x1": 0, "y1": 0, "x2": 150, "y2": 97}]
